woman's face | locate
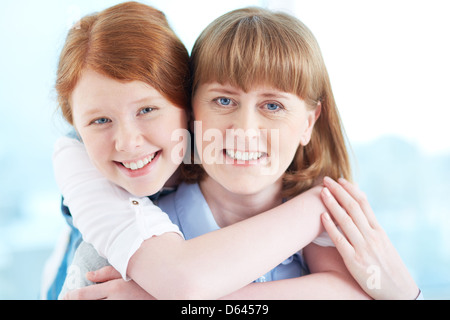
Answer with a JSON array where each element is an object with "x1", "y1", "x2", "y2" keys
[
  {"x1": 71, "y1": 69, "x2": 188, "y2": 197},
  {"x1": 193, "y1": 82, "x2": 320, "y2": 195}
]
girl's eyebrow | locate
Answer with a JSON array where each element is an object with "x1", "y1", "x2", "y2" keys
[
  {"x1": 79, "y1": 94, "x2": 165, "y2": 119},
  {"x1": 80, "y1": 96, "x2": 158, "y2": 115},
  {"x1": 130, "y1": 95, "x2": 164, "y2": 106},
  {"x1": 79, "y1": 106, "x2": 104, "y2": 118}
]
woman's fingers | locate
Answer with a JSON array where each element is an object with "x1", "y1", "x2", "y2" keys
[
  {"x1": 336, "y1": 178, "x2": 379, "y2": 229},
  {"x1": 320, "y1": 186, "x2": 365, "y2": 248},
  {"x1": 323, "y1": 177, "x2": 373, "y2": 234},
  {"x1": 321, "y1": 212, "x2": 354, "y2": 259}
]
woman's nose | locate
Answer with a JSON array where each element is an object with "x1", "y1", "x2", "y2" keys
[
  {"x1": 229, "y1": 107, "x2": 262, "y2": 148},
  {"x1": 232, "y1": 106, "x2": 261, "y2": 132}
]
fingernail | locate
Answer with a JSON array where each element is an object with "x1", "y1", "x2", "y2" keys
[
  {"x1": 324, "y1": 176, "x2": 332, "y2": 184},
  {"x1": 338, "y1": 177, "x2": 346, "y2": 184},
  {"x1": 322, "y1": 212, "x2": 331, "y2": 221},
  {"x1": 323, "y1": 187, "x2": 332, "y2": 197}
]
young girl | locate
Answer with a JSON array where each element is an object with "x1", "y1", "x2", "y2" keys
[
  {"x1": 50, "y1": 2, "x2": 340, "y2": 300},
  {"x1": 54, "y1": 3, "x2": 420, "y2": 300}
]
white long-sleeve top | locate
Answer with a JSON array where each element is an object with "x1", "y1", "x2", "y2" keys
[{"x1": 52, "y1": 136, "x2": 183, "y2": 279}]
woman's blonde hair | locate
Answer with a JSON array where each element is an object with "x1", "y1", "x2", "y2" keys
[
  {"x1": 56, "y1": 1, "x2": 190, "y2": 125},
  {"x1": 185, "y1": 7, "x2": 351, "y2": 197}
]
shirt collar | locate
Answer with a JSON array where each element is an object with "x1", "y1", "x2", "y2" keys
[{"x1": 173, "y1": 182, "x2": 220, "y2": 239}]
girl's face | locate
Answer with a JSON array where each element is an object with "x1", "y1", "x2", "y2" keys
[
  {"x1": 193, "y1": 82, "x2": 320, "y2": 195},
  {"x1": 71, "y1": 69, "x2": 188, "y2": 196}
]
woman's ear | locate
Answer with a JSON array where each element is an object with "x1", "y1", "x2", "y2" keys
[{"x1": 300, "y1": 101, "x2": 321, "y2": 146}]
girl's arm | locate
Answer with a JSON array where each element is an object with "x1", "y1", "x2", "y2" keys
[
  {"x1": 128, "y1": 193, "x2": 326, "y2": 299},
  {"x1": 54, "y1": 136, "x2": 327, "y2": 299},
  {"x1": 53, "y1": 136, "x2": 183, "y2": 278},
  {"x1": 65, "y1": 245, "x2": 370, "y2": 300},
  {"x1": 61, "y1": 173, "x2": 418, "y2": 300},
  {"x1": 222, "y1": 244, "x2": 370, "y2": 300}
]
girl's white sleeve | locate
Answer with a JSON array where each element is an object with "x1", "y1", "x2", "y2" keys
[
  {"x1": 52, "y1": 136, "x2": 183, "y2": 279},
  {"x1": 312, "y1": 231, "x2": 335, "y2": 247}
]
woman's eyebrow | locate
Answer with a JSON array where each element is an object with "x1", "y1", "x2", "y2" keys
[
  {"x1": 259, "y1": 92, "x2": 290, "y2": 99},
  {"x1": 207, "y1": 86, "x2": 240, "y2": 96},
  {"x1": 206, "y1": 86, "x2": 291, "y2": 100}
]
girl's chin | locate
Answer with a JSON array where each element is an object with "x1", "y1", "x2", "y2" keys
[{"x1": 120, "y1": 181, "x2": 163, "y2": 197}]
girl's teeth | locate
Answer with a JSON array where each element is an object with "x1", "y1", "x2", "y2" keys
[
  {"x1": 122, "y1": 153, "x2": 156, "y2": 170},
  {"x1": 226, "y1": 150, "x2": 263, "y2": 161}
]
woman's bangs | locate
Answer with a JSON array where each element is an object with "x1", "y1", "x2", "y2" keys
[{"x1": 195, "y1": 20, "x2": 312, "y2": 99}]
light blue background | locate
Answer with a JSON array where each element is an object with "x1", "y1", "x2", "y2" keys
[{"x1": 1, "y1": 0, "x2": 449, "y2": 299}]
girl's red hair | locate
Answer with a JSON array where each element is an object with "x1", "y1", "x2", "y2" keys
[{"x1": 56, "y1": 1, "x2": 190, "y2": 125}]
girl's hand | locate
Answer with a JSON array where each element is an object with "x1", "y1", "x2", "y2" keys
[
  {"x1": 63, "y1": 266, "x2": 155, "y2": 300},
  {"x1": 320, "y1": 177, "x2": 420, "y2": 300}
]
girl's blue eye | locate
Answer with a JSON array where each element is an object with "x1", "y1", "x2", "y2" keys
[
  {"x1": 93, "y1": 118, "x2": 110, "y2": 125},
  {"x1": 217, "y1": 98, "x2": 232, "y2": 106},
  {"x1": 140, "y1": 107, "x2": 154, "y2": 114}
]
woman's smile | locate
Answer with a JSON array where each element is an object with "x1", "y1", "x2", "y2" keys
[{"x1": 223, "y1": 149, "x2": 268, "y2": 165}]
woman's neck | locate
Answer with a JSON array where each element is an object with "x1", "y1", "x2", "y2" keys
[{"x1": 199, "y1": 176, "x2": 283, "y2": 228}]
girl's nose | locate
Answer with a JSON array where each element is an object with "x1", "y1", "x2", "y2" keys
[{"x1": 114, "y1": 123, "x2": 143, "y2": 152}]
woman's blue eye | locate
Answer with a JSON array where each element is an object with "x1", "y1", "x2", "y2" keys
[
  {"x1": 217, "y1": 98, "x2": 232, "y2": 106},
  {"x1": 266, "y1": 103, "x2": 281, "y2": 111}
]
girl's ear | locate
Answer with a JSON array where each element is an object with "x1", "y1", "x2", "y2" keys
[{"x1": 300, "y1": 101, "x2": 321, "y2": 146}]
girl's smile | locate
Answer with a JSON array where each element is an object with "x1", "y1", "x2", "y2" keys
[{"x1": 114, "y1": 150, "x2": 161, "y2": 178}]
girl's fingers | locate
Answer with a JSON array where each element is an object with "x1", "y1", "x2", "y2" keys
[
  {"x1": 323, "y1": 177, "x2": 372, "y2": 234},
  {"x1": 337, "y1": 178, "x2": 379, "y2": 229},
  {"x1": 87, "y1": 265, "x2": 121, "y2": 283},
  {"x1": 63, "y1": 283, "x2": 107, "y2": 300},
  {"x1": 321, "y1": 212, "x2": 355, "y2": 259},
  {"x1": 321, "y1": 186, "x2": 365, "y2": 248}
]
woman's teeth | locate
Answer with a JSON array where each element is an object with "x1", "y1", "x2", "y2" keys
[
  {"x1": 226, "y1": 149, "x2": 264, "y2": 161},
  {"x1": 122, "y1": 153, "x2": 156, "y2": 170}
]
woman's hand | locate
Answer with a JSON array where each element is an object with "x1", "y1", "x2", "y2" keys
[
  {"x1": 63, "y1": 266, "x2": 155, "y2": 300},
  {"x1": 320, "y1": 176, "x2": 420, "y2": 300}
]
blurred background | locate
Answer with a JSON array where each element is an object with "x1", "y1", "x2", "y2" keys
[{"x1": 0, "y1": 0, "x2": 449, "y2": 299}]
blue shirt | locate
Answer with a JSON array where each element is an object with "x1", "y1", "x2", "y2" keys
[{"x1": 157, "y1": 182, "x2": 309, "y2": 283}]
